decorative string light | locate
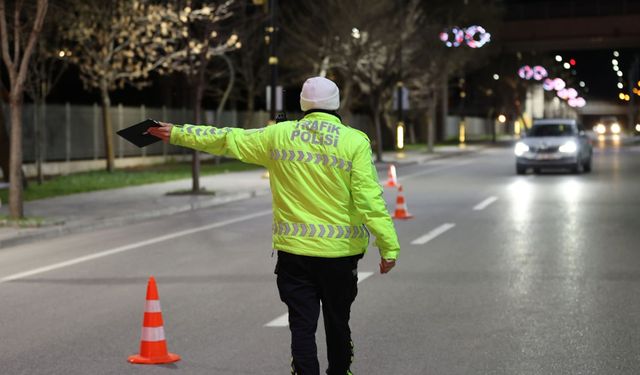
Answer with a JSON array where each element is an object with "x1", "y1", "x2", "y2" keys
[
  {"x1": 439, "y1": 25, "x2": 491, "y2": 48},
  {"x1": 518, "y1": 65, "x2": 547, "y2": 81},
  {"x1": 518, "y1": 62, "x2": 586, "y2": 107}
]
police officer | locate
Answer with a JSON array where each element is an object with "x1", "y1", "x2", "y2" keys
[{"x1": 148, "y1": 76, "x2": 400, "y2": 375}]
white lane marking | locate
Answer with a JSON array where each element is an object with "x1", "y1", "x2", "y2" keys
[
  {"x1": 473, "y1": 196, "x2": 498, "y2": 211},
  {"x1": 264, "y1": 313, "x2": 289, "y2": 328},
  {"x1": 265, "y1": 271, "x2": 374, "y2": 328},
  {"x1": 0, "y1": 210, "x2": 272, "y2": 284},
  {"x1": 411, "y1": 223, "x2": 456, "y2": 245},
  {"x1": 399, "y1": 159, "x2": 474, "y2": 181}
]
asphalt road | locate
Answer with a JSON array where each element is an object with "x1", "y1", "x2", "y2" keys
[{"x1": 1, "y1": 141, "x2": 639, "y2": 375}]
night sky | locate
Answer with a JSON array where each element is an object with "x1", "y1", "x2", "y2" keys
[{"x1": 555, "y1": 48, "x2": 639, "y2": 102}]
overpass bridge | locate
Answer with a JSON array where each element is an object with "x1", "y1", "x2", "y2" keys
[
  {"x1": 578, "y1": 100, "x2": 629, "y2": 116},
  {"x1": 501, "y1": 0, "x2": 640, "y2": 51},
  {"x1": 499, "y1": 0, "x2": 639, "y2": 126}
]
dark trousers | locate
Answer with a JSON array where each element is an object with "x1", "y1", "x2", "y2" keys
[{"x1": 275, "y1": 251, "x2": 361, "y2": 375}]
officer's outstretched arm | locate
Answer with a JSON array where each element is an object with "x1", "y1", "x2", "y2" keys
[{"x1": 168, "y1": 123, "x2": 272, "y2": 166}]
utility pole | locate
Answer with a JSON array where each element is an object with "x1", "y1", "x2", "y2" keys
[
  {"x1": 268, "y1": 0, "x2": 278, "y2": 121},
  {"x1": 396, "y1": 0, "x2": 405, "y2": 150}
]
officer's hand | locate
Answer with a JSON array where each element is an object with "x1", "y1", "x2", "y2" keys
[
  {"x1": 148, "y1": 122, "x2": 173, "y2": 143},
  {"x1": 379, "y1": 258, "x2": 396, "y2": 274}
]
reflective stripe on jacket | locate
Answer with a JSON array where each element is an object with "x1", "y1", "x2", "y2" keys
[{"x1": 170, "y1": 112, "x2": 400, "y2": 260}]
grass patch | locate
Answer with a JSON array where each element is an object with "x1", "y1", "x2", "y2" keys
[
  {"x1": 0, "y1": 215, "x2": 60, "y2": 228},
  {"x1": 0, "y1": 160, "x2": 260, "y2": 202}
]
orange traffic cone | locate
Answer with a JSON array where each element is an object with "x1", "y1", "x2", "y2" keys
[
  {"x1": 393, "y1": 185, "x2": 414, "y2": 220},
  {"x1": 128, "y1": 276, "x2": 181, "y2": 365},
  {"x1": 385, "y1": 164, "x2": 399, "y2": 188}
]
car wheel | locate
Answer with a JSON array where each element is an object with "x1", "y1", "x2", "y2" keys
[
  {"x1": 516, "y1": 164, "x2": 526, "y2": 175},
  {"x1": 532, "y1": 167, "x2": 540, "y2": 174},
  {"x1": 571, "y1": 161, "x2": 583, "y2": 174}
]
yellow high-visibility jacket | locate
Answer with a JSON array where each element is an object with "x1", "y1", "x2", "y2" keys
[{"x1": 170, "y1": 111, "x2": 400, "y2": 260}]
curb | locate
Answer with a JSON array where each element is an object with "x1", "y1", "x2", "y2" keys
[
  {"x1": 0, "y1": 188, "x2": 271, "y2": 249},
  {"x1": 375, "y1": 146, "x2": 488, "y2": 169}
]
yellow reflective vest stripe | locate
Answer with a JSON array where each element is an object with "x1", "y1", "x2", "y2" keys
[{"x1": 170, "y1": 112, "x2": 400, "y2": 260}]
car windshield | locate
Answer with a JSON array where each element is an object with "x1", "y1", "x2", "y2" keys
[{"x1": 528, "y1": 124, "x2": 576, "y2": 137}]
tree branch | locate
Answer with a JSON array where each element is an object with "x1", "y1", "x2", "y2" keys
[
  {"x1": 16, "y1": 0, "x2": 48, "y2": 92},
  {"x1": 0, "y1": 0, "x2": 15, "y2": 75}
]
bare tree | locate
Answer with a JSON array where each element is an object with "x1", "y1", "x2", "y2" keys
[
  {"x1": 63, "y1": 0, "x2": 186, "y2": 172},
  {"x1": 24, "y1": 2, "x2": 70, "y2": 184},
  {"x1": 159, "y1": 0, "x2": 239, "y2": 192},
  {"x1": 281, "y1": 0, "x2": 505, "y2": 159},
  {"x1": 281, "y1": 0, "x2": 415, "y2": 160},
  {"x1": 0, "y1": 0, "x2": 48, "y2": 219},
  {"x1": 232, "y1": 3, "x2": 268, "y2": 128}
]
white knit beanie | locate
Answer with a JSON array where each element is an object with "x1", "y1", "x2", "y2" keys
[{"x1": 299, "y1": 77, "x2": 340, "y2": 111}]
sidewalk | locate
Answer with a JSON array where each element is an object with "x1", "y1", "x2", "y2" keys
[{"x1": 0, "y1": 144, "x2": 487, "y2": 249}]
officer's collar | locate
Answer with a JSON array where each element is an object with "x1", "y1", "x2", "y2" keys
[{"x1": 302, "y1": 109, "x2": 342, "y2": 123}]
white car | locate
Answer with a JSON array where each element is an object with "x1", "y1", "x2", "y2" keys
[{"x1": 515, "y1": 119, "x2": 593, "y2": 174}]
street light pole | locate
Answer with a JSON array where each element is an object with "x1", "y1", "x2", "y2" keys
[
  {"x1": 396, "y1": 0, "x2": 405, "y2": 151},
  {"x1": 268, "y1": 0, "x2": 278, "y2": 121}
]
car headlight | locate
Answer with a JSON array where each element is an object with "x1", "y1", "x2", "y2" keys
[
  {"x1": 595, "y1": 124, "x2": 606, "y2": 134},
  {"x1": 559, "y1": 141, "x2": 577, "y2": 153},
  {"x1": 514, "y1": 142, "x2": 529, "y2": 156},
  {"x1": 611, "y1": 123, "x2": 621, "y2": 134}
]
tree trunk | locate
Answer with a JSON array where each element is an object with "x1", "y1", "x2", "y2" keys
[
  {"x1": 0, "y1": 0, "x2": 48, "y2": 218},
  {"x1": 428, "y1": 91, "x2": 437, "y2": 153},
  {"x1": 191, "y1": 79, "x2": 204, "y2": 192},
  {"x1": 440, "y1": 73, "x2": 448, "y2": 143},
  {"x1": 35, "y1": 100, "x2": 45, "y2": 184},
  {"x1": 339, "y1": 80, "x2": 354, "y2": 125},
  {"x1": 100, "y1": 82, "x2": 115, "y2": 172},
  {"x1": 8, "y1": 93, "x2": 24, "y2": 218},
  {"x1": 216, "y1": 54, "x2": 235, "y2": 124}
]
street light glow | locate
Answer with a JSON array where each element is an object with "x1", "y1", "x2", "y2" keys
[
  {"x1": 555, "y1": 55, "x2": 562, "y2": 62},
  {"x1": 612, "y1": 59, "x2": 618, "y2": 65},
  {"x1": 563, "y1": 62, "x2": 570, "y2": 69},
  {"x1": 493, "y1": 74, "x2": 499, "y2": 80},
  {"x1": 617, "y1": 82, "x2": 623, "y2": 89},
  {"x1": 498, "y1": 114, "x2": 506, "y2": 123},
  {"x1": 613, "y1": 50, "x2": 620, "y2": 57},
  {"x1": 579, "y1": 81, "x2": 585, "y2": 87},
  {"x1": 617, "y1": 71, "x2": 623, "y2": 77},
  {"x1": 396, "y1": 122, "x2": 405, "y2": 150}
]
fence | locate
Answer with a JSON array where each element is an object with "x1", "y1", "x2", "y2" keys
[{"x1": 1, "y1": 102, "x2": 378, "y2": 165}]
